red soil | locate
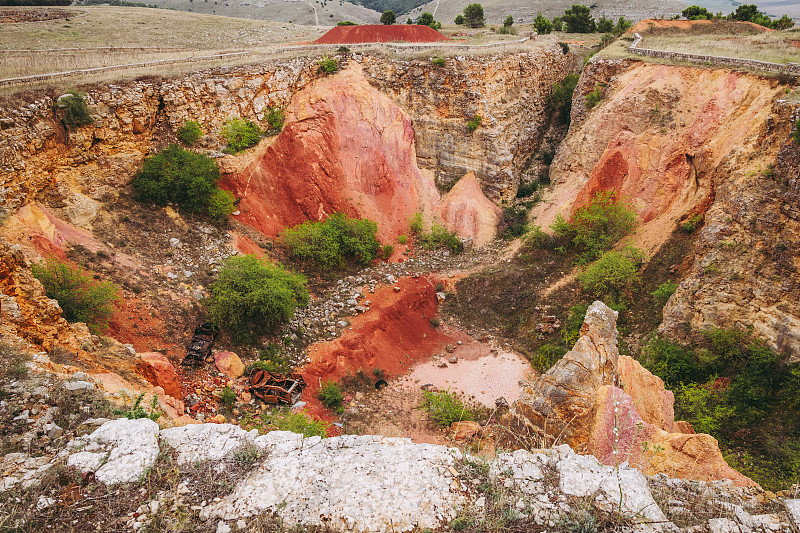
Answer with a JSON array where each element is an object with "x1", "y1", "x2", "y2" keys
[
  {"x1": 300, "y1": 276, "x2": 455, "y2": 424},
  {"x1": 107, "y1": 296, "x2": 183, "y2": 359},
  {"x1": 315, "y1": 24, "x2": 451, "y2": 44}
]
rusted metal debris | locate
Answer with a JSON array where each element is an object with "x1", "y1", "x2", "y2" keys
[
  {"x1": 181, "y1": 323, "x2": 220, "y2": 366},
  {"x1": 249, "y1": 369, "x2": 306, "y2": 405}
]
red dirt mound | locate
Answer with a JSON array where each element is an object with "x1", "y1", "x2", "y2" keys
[
  {"x1": 315, "y1": 24, "x2": 451, "y2": 44},
  {"x1": 300, "y1": 276, "x2": 455, "y2": 422}
]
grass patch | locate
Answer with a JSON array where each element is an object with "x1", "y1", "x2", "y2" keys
[
  {"x1": 176, "y1": 120, "x2": 203, "y2": 146},
  {"x1": 282, "y1": 213, "x2": 381, "y2": 270},
  {"x1": 421, "y1": 389, "x2": 474, "y2": 427}
]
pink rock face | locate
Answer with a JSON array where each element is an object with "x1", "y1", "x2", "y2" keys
[
  {"x1": 617, "y1": 355, "x2": 674, "y2": 432},
  {"x1": 136, "y1": 352, "x2": 181, "y2": 399},
  {"x1": 436, "y1": 172, "x2": 502, "y2": 247},
  {"x1": 222, "y1": 63, "x2": 440, "y2": 243},
  {"x1": 214, "y1": 351, "x2": 245, "y2": 380}
]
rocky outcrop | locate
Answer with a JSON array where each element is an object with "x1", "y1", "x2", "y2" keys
[
  {"x1": 0, "y1": 236, "x2": 90, "y2": 353},
  {"x1": 538, "y1": 60, "x2": 785, "y2": 254},
  {"x1": 362, "y1": 46, "x2": 576, "y2": 200},
  {"x1": 223, "y1": 62, "x2": 440, "y2": 242},
  {"x1": 661, "y1": 101, "x2": 800, "y2": 360},
  {"x1": 136, "y1": 352, "x2": 181, "y2": 399},
  {"x1": 436, "y1": 172, "x2": 502, "y2": 247},
  {"x1": 505, "y1": 301, "x2": 754, "y2": 486}
]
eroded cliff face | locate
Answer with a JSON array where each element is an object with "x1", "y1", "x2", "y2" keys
[
  {"x1": 362, "y1": 46, "x2": 576, "y2": 200},
  {"x1": 539, "y1": 60, "x2": 785, "y2": 254}
]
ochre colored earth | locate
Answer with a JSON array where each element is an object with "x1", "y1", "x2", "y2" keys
[{"x1": 315, "y1": 24, "x2": 451, "y2": 44}]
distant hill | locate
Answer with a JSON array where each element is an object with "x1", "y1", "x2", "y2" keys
[{"x1": 347, "y1": 0, "x2": 429, "y2": 16}]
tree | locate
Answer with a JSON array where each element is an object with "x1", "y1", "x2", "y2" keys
[
  {"x1": 55, "y1": 91, "x2": 94, "y2": 129},
  {"x1": 552, "y1": 16, "x2": 563, "y2": 31},
  {"x1": 454, "y1": 14, "x2": 465, "y2": 25},
  {"x1": 613, "y1": 16, "x2": 632, "y2": 35},
  {"x1": 597, "y1": 15, "x2": 613, "y2": 33},
  {"x1": 463, "y1": 3, "x2": 485, "y2": 28},
  {"x1": 503, "y1": 15, "x2": 513, "y2": 27},
  {"x1": 562, "y1": 4, "x2": 596, "y2": 33},
  {"x1": 416, "y1": 12, "x2": 436, "y2": 27},
  {"x1": 682, "y1": 5, "x2": 712, "y2": 19},
  {"x1": 207, "y1": 255, "x2": 309, "y2": 344},
  {"x1": 534, "y1": 12, "x2": 552, "y2": 34},
  {"x1": 774, "y1": 14, "x2": 793, "y2": 30},
  {"x1": 380, "y1": 10, "x2": 395, "y2": 25},
  {"x1": 731, "y1": 4, "x2": 759, "y2": 21}
]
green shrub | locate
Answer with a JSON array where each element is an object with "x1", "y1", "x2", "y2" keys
[
  {"x1": 56, "y1": 90, "x2": 94, "y2": 129},
  {"x1": 794, "y1": 118, "x2": 800, "y2": 144},
  {"x1": 674, "y1": 383, "x2": 734, "y2": 435},
  {"x1": 318, "y1": 380, "x2": 344, "y2": 412},
  {"x1": 466, "y1": 114, "x2": 482, "y2": 132},
  {"x1": 679, "y1": 213, "x2": 703, "y2": 233},
  {"x1": 599, "y1": 32, "x2": 614, "y2": 48},
  {"x1": 132, "y1": 144, "x2": 234, "y2": 220},
  {"x1": 397, "y1": 235, "x2": 408, "y2": 245},
  {"x1": 233, "y1": 444, "x2": 262, "y2": 466},
  {"x1": 251, "y1": 343, "x2": 293, "y2": 374},
  {"x1": 422, "y1": 390, "x2": 474, "y2": 427},
  {"x1": 264, "y1": 106, "x2": 285, "y2": 132},
  {"x1": 272, "y1": 410, "x2": 327, "y2": 437},
  {"x1": 318, "y1": 56, "x2": 338, "y2": 74},
  {"x1": 219, "y1": 385, "x2": 236, "y2": 407},
  {"x1": 207, "y1": 255, "x2": 309, "y2": 343},
  {"x1": 222, "y1": 118, "x2": 261, "y2": 153},
  {"x1": 585, "y1": 84, "x2": 605, "y2": 108},
  {"x1": 417, "y1": 222, "x2": 463, "y2": 254},
  {"x1": 432, "y1": 56, "x2": 446, "y2": 67},
  {"x1": 336, "y1": 45, "x2": 350, "y2": 53},
  {"x1": 408, "y1": 212, "x2": 424, "y2": 235},
  {"x1": 381, "y1": 244, "x2": 394, "y2": 259},
  {"x1": 32, "y1": 258, "x2": 119, "y2": 334},
  {"x1": 282, "y1": 212, "x2": 381, "y2": 270},
  {"x1": 642, "y1": 336, "x2": 704, "y2": 388},
  {"x1": 577, "y1": 246, "x2": 643, "y2": 296},
  {"x1": 651, "y1": 280, "x2": 677, "y2": 307},
  {"x1": 337, "y1": 20, "x2": 356, "y2": 25},
  {"x1": 454, "y1": 14, "x2": 465, "y2": 24},
  {"x1": 117, "y1": 393, "x2": 161, "y2": 422},
  {"x1": 176, "y1": 120, "x2": 203, "y2": 145},
  {"x1": 529, "y1": 343, "x2": 567, "y2": 373},
  {"x1": 516, "y1": 181, "x2": 538, "y2": 198},
  {"x1": 548, "y1": 73, "x2": 579, "y2": 125},
  {"x1": 550, "y1": 190, "x2": 637, "y2": 260},
  {"x1": 499, "y1": 206, "x2": 529, "y2": 240},
  {"x1": 553, "y1": 18, "x2": 563, "y2": 32},
  {"x1": 206, "y1": 188, "x2": 237, "y2": 221},
  {"x1": 534, "y1": 12, "x2": 552, "y2": 34}
]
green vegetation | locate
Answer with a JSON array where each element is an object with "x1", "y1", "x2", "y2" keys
[
  {"x1": 548, "y1": 73, "x2": 580, "y2": 125},
  {"x1": 337, "y1": 46, "x2": 351, "y2": 53},
  {"x1": 549, "y1": 190, "x2": 637, "y2": 261},
  {"x1": 454, "y1": 14, "x2": 465, "y2": 25},
  {"x1": 529, "y1": 343, "x2": 567, "y2": 373},
  {"x1": 552, "y1": 17, "x2": 563, "y2": 32},
  {"x1": 462, "y1": 3, "x2": 485, "y2": 28},
  {"x1": 597, "y1": 15, "x2": 613, "y2": 33},
  {"x1": 651, "y1": 280, "x2": 677, "y2": 307},
  {"x1": 503, "y1": 15, "x2": 513, "y2": 27},
  {"x1": 219, "y1": 385, "x2": 237, "y2": 408},
  {"x1": 347, "y1": 0, "x2": 428, "y2": 17},
  {"x1": 408, "y1": 212, "x2": 424, "y2": 235},
  {"x1": 55, "y1": 91, "x2": 94, "y2": 129},
  {"x1": 516, "y1": 181, "x2": 539, "y2": 199},
  {"x1": 432, "y1": 56, "x2": 446, "y2": 67},
  {"x1": 679, "y1": 213, "x2": 703, "y2": 233},
  {"x1": 32, "y1": 258, "x2": 119, "y2": 334},
  {"x1": 466, "y1": 114, "x2": 482, "y2": 132},
  {"x1": 250, "y1": 343, "x2": 293, "y2": 374},
  {"x1": 337, "y1": 20, "x2": 357, "y2": 26},
  {"x1": 422, "y1": 390, "x2": 474, "y2": 427},
  {"x1": 117, "y1": 393, "x2": 161, "y2": 421},
  {"x1": 380, "y1": 10, "x2": 396, "y2": 25},
  {"x1": 585, "y1": 83, "x2": 605, "y2": 108},
  {"x1": 794, "y1": 117, "x2": 800, "y2": 145},
  {"x1": 381, "y1": 244, "x2": 394, "y2": 259},
  {"x1": 263, "y1": 106, "x2": 285, "y2": 132},
  {"x1": 534, "y1": 12, "x2": 552, "y2": 34},
  {"x1": 272, "y1": 410, "x2": 327, "y2": 437},
  {"x1": 207, "y1": 255, "x2": 309, "y2": 344},
  {"x1": 222, "y1": 118, "x2": 261, "y2": 153},
  {"x1": 318, "y1": 381, "x2": 344, "y2": 412},
  {"x1": 577, "y1": 245, "x2": 643, "y2": 297},
  {"x1": 282, "y1": 212, "x2": 381, "y2": 270},
  {"x1": 562, "y1": 4, "x2": 596, "y2": 33},
  {"x1": 397, "y1": 235, "x2": 408, "y2": 244},
  {"x1": 640, "y1": 329, "x2": 800, "y2": 489},
  {"x1": 415, "y1": 12, "x2": 441, "y2": 29},
  {"x1": 176, "y1": 120, "x2": 203, "y2": 146},
  {"x1": 318, "y1": 56, "x2": 338, "y2": 74},
  {"x1": 681, "y1": 4, "x2": 792, "y2": 29},
  {"x1": 132, "y1": 144, "x2": 235, "y2": 220},
  {"x1": 499, "y1": 206, "x2": 529, "y2": 240},
  {"x1": 416, "y1": 222, "x2": 464, "y2": 254},
  {"x1": 682, "y1": 5, "x2": 713, "y2": 19}
]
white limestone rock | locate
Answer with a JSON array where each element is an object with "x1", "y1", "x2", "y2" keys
[
  {"x1": 66, "y1": 418, "x2": 159, "y2": 484},
  {"x1": 160, "y1": 423, "x2": 259, "y2": 465},
  {"x1": 202, "y1": 433, "x2": 465, "y2": 532}
]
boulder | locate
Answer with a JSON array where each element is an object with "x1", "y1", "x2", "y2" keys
[
  {"x1": 136, "y1": 352, "x2": 181, "y2": 398},
  {"x1": 505, "y1": 301, "x2": 756, "y2": 486},
  {"x1": 450, "y1": 421, "x2": 482, "y2": 440},
  {"x1": 214, "y1": 351, "x2": 245, "y2": 380}
]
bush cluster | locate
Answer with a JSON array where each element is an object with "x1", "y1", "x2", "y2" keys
[
  {"x1": 176, "y1": 120, "x2": 203, "y2": 146},
  {"x1": 263, "y1": 107, "x2": 285, "y2": 132},
  {"x1": 222, "y1": 118, "x2": 261, "y2": 153},
  {"x1": 548, "y1": 73, "x2": 580, "y2": 125},
  {"x1": 56, "y1": 91, "x2": 94, "y2": 129},
  {"x1": 416, "y1": 222, "x2": 464, "y2": 254},
  {"x1": 528, "y1": 343, "x2": 567, "y2": 373},
  {"x1": 577, "y1": 245, "x2": 643, "y2": 297},
  {"x1": 318, "y1": 381, "x2": 344, "y2": 412},
  {"x1": 32, "y1": 258, "x2": 119, "y2": 334},
  {"x1": 550, "y1": 190, "x2": 637, "y2": 261},
  {"x1": 207, "y1": 255, "x2": 309, "y2": 344},
  {"x1": 132, "y1": 144, "x2": 235, "y2": 220},
  {"x1": 282, "y1": 213, "x2": 381, "y2": 270},
  {"x1": 466, "y1": 114, "x2": 482, "y2": 132},
  {"x1": 318, "y1": 56, "x2": 338, "y2": 74},
  {"x1": 431, "y1": 56, "x2": 446, "y2": 67},
  {"x1": 422, "y1": 390, "x2": 474, "y2": 427}
]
